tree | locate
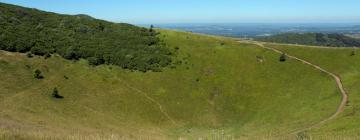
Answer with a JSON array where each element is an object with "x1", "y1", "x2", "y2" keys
[
  {"x1": 351, "y1": 49, "x2": 356, "y2": 56},
  {"x1": 149, "y1": 25, "x2": 154, "y2": 32},
  {"x1": 34, "y1": 69, "x2": 44, "y2": 79},
  {"x1": 279, "y1": 53, "x2": 287, "y2": 62},
  {"x1": 52, "y1": 87, "x2": 64, "y2": 99}
]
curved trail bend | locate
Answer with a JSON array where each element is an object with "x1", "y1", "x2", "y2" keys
[{"x1": 240, "y1": 41, "x2": 348, "y2": 135}]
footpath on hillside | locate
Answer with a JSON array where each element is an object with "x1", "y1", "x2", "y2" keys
[{"x1": 238, "y1": 40, "x2": 349, "y2": 136}]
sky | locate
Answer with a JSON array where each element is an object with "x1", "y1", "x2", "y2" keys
[{"x1": 1, "y1": 0, "x2": 360, "y2": 24}]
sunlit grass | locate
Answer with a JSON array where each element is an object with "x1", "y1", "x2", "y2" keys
[{"x1": 0, "y1": 30, "x2": 341, "y2": 139}]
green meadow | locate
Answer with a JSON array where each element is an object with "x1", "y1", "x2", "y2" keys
[
  {"x1": 266, "y1": 43, "x2": 360, "y2": 138},
  {"x1": 0, "y1": 30, "x2": 342, "y2": 139}
]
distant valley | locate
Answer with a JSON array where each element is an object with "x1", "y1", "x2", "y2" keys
[{"x1": 147, "y1": 23, "x2": 360, "y2": 38}]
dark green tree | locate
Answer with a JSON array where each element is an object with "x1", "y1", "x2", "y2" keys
[
  {"x1": 279, "y1": 53, "x2": 287, "y2": 62},
  {"x1": 149, "y1": 24, "x2": 154, "y2": 32},
  {"x1": 34, "y1": 69, "x2": 44, "y2": 79},
  {"x1": 351, "y1": 50, "x2": 356, "y2": 56},
  {"x1": 52, "y1": 87, "x2": 63, "y2": 99}
]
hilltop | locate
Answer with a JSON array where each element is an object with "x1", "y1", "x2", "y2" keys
[{"x1": 256, "y1": 33, "x2": 360, "y2": 47}]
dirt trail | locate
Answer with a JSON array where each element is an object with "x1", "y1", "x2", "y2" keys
[
  {"x1": 240, "y1": 41, "x2": 349, "y2": 135},
  {"x1": 122, "y1": 82, "x2": 179, "y2": 126},
  {"x1": 111, "y1": 74, "x2": 179, "y2": 126}
]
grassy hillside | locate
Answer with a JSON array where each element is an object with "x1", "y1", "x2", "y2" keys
[
  {"x1": 0, "y1": 29, "x2": 341, "y2": 139},
  {"x1": 265, "y1": 43, "x2": 360, "y2": 139},
  {"x1": 256, "y1": 33, "x2": 360, "y2": 47}
]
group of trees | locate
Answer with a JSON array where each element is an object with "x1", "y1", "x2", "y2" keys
[
  {"x1": 256, "y1": 33, "x2": 360, "y2": 47},
  {"x1": 0, "y1": 3, "x2": 172, "y2": 72}
]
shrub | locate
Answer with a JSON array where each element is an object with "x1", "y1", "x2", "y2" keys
[
  {"x1": 25, "y1": 65, "x2": 31, "y2": 69},
  {"x1": 26, "y1": 53, "x2": 33, "y2": 58},
  {"x1": 351, "y1": 50, "x2": 356, "y2": 56},
  {"x1": 279, "y1": 53, "x2": 287, "y2": 62},
  {"x1": 52, "y1": 88, "x2": 63, "y2": 99},
  {"x1": 44, "y1": 53, "x2": 51, "y2": 59},
  {"x1": 174, "y1": 46, "x2": 180, "y2": 51},
  {"x1": 34, "y1": 69, "x2": 43, "y2": 79}
]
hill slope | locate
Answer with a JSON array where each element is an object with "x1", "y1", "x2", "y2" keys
[
  {"x1": 256, "y1": 33, "x2": 360, "y2": 47},
  {"x1": 264, "y1": 43, "x2": 360, "y2": 139},
  {"x1": 0, "y1": 29, "x2": 341, "y2": 139},
  {"x1": 0, "y1": 2, "x2": 171, "y2": 72}
]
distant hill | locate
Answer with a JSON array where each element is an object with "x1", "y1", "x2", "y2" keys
[
  {"x1": 256, "y1": 33, "x2": 360, "y2": 47},
  {"x1": 0, "y1": 2, "x2": 172, "y2": 72}
]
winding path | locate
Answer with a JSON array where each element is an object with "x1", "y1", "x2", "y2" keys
[
  {"x1": 121, "y1": 82, "x2": 179, "y2": 126},
  {"x1": 239, "y1": 41, "x2": 349, "y2": 135},
  {"x1": 110, "y1": 73, "x2": 179, "y2": 126}
]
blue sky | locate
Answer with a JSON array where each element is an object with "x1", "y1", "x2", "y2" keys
[{"x1": 1, "y1": 0, "x2": 360, "y2": 24}]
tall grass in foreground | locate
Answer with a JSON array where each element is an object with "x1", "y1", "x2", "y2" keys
[{"x1": 2, "y1": 128, "x2": 360, "y2": 140}]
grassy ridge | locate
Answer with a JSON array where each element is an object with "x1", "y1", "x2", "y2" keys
[
  {"x1": 0, "y1": 30, "x2": 340, "y2": 139},
  {"x1": 256, "y1": 33, "x2": 360, "y2": 47},
  {"x1": 0, "y1": 2, "x2": 172, "y2": 72},
  {"x1": 265, "y1": 43, "x2": 360, "y2": 138}
]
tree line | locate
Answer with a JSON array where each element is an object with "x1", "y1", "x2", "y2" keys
[{"x1": 0, "y1": 2, "x2": 173, "y2": 72}]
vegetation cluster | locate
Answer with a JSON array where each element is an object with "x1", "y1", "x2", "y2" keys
[{"x1": 0, "y1": 3, "x2": 172, "y2": 72}]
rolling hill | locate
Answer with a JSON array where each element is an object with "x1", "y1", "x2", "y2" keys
[
  {"x1": 0, "y1": 2, "x2": 357, "y2": 140},
  {"x1": 256, "y1": 33, "x2": 360, "y2": 47},
  {"x1": 0, "y1": 2, "x2": 172, "y2": 72}
]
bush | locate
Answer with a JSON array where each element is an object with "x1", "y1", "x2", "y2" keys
[
  {"x1": 351, "y1": 50, "x2": 356, "y2": 56},
  {"x1": 52, "y1": 87, "x2": 63, "y2": 99},
  {"x1": 34, "y1": 69, "x2": 44, "y2": 79},
  {"x1": 26, "y1": 53, "x2": 33, "y2": 58},
  {"x1": 279, "y1": 53, "x2": 287, "y2": 62},
  {"x1": 44, "y1": 53, "x2": 51, "y2": 59}
]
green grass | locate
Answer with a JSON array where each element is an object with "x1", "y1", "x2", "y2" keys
[
  {"x1": 265, "y1": 43, "x2": 360, "y2": 138},
  {"x1": 0, "y1": 30, "x2": 341, "y2": 139}
]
